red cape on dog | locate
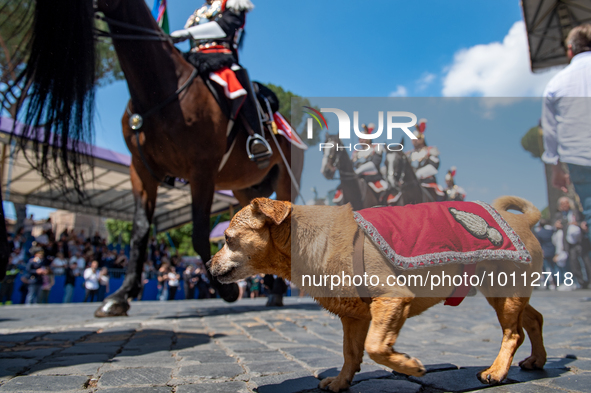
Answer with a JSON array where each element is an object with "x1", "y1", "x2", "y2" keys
[
  {"x1": 354, "y1": 201, "x2": 532, "y2": 305},
  {"x1": 354, "y1": 201, "x2": 532, "y2": 270}
]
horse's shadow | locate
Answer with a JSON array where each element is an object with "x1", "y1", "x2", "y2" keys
[
  {"x1": 0, "y1": 329, "x2": 214, "y2": 378},
  {"x1": 154, "y1": 300, "x2": 322, "y2": 320}
]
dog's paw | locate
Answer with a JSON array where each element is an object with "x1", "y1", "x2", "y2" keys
[
  {"x1": 398, "y1": 354, "x2": 426, "y2": 377},
  {"x1": 519, "y1": 355, "x2": 546, "y2": 370},
  {"x1": 319, "y1": 376, "x2": 350, "y2": 392},
  {"x1": 477, "y1": 368, "x2": 506, "y2": 385}
]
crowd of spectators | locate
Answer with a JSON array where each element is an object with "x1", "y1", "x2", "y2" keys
[
  {"x1": 0, "y1": 218, "x2": 125, "y2": 305},
  {"x1": 0, "y1": 222, "x2": 220, "y2": 304},
  {"x1": 0, "y1": 218, "x2": 291, "y2": 305},
  {"x1": 535, "y1": 196, "x2": 591, "y2": 290}
]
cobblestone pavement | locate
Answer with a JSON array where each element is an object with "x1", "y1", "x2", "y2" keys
[{"x1": 0, "y1": 290, "x2": 590, "y2": 393}]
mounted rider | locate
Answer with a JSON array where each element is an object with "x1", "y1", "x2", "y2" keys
[
  {"x1": 406, "y1": 118, "x2": 445, "y2": 201},
  {"x1": 333, "y1": 123, "x2": 388, "y2": 204},
  {"x1": 171, "y1": 0, "x2": 273, "y2": 165},
  {"x1": 444, "y1": 167, "x2": 466, "y2": 201}
]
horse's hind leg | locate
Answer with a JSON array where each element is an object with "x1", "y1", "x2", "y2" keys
[
  {"x1": 95, "y1": 163, "x2": 158, "y2": 317},
  {"x1": 519, "y1": 304, "x2": 546, "y2": 370},
  {"x1": 477, "y1": 296, "x2": 528, "y2": 385}
]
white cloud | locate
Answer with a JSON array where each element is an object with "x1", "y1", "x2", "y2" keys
[
  {"x1": 389, "y1": 85, "x2": 408, "y2": 97},
  {"x1": 416, "y1": 72, "x2": 436, "y2": 91},
  {"x1": 442, "y1": 21, "x2": 562, "y2": 97}
]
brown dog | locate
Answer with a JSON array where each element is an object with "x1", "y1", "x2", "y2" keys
[{"x1": 210, "y1": 196, "x2": 546, "y2": 392}]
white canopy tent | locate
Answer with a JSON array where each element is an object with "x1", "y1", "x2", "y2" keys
[
  {"x1": 0, "y1": 118, "x2": 240, "y2": 232},
  {"x1": 522, "y1": 0, "x2": 591, "y2": 71}
]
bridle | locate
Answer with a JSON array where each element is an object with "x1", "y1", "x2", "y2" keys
[
  {"x1": 94, "y1": 13, "x2": 172, "y2": 43},
  {"x1": 92, "y1": 10, "x2": 198, "y2": 184},
  {"x1": 92, "y1": 12, "x2": 198, "y2": 127},
  {"x1": 391, "y1": 152, "x2": 405, "y2": 186},
  {"x1": 324, "y1": 136, "x2": 357, "y2": 180},
  {"x1": 391, "y1": 151, "x2": 417, "y2": 191}
]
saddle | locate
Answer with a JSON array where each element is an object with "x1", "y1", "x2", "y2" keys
[
  {"x1": 421, "y1": 182, "x2": 445, "y2": 201},
  {"x1": 333, "y1": 178, "x2": 390, "y2": 206},
  {"x1": 183, "y1": 51, "x2": 307, "y2": 156}
]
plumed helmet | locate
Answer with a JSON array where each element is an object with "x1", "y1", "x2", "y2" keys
[
  {"x1": 224, "y1": 0, "x2": 255, "y2": 12},
  {"x1": 360, "y1": 123, "x2": 375, "y2": 140},
  {"x1": 413, "y1": 118, "x2": 427, "y2": 139},
  {"x1": 445, "y1": 166, "x2": 457, "y2": 182}
]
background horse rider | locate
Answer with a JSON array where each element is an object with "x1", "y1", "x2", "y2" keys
[
  {"x1": 333, "y1": 123, "x2": 388, "y2": 204},
  {"x1": 407, "y1": 118, "x2": 444, "y2": 201},
  {"x1": 444, "y1": 166, "x2": 466, "y2": 201},
  {"x1": 171, "y1": 0, "x2": 272, "y2": 163}
]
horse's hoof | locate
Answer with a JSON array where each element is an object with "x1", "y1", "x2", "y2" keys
[
  {"x1": 218, "y1": 282, "x2": 240, "y2": 303},
  {"x1": 94, "y1": 298, "x2": 130, "y2": 318}
]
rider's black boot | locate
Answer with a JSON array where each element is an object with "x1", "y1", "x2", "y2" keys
[{"x1": 234, "y1": 68, "x2": 272, "y2": 168}]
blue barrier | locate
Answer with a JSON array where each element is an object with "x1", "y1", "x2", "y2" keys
[
  {"x1": 5, "y1": 275, "x2": 290, "y2": 304},
  {"x1": 7, "y1": 274, "x2": 188, "y2": 303}
]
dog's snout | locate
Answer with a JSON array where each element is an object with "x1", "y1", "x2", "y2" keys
[{"x1": 205, "y1": 259, "x2": 212, "y2": 269}]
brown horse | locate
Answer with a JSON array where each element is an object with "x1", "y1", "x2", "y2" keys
[{"x1": 12, "y1": 0, "x2": 303, "y2": 316}]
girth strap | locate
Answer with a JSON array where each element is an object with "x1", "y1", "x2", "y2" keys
[{"x1": 352, "y1": 228, "x2": 372, "y2": 304}]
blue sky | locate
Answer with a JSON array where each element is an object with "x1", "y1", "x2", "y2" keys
[{"x1": 6, "y1": 0, "x2": 561, "y2": 219}]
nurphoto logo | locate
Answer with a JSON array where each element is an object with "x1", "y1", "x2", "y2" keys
[{"x1": 305, "y1": 107, "x2": 418, "y2": 152}]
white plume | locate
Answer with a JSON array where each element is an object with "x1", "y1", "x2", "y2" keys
[{"x1": 226, "y1": 0, "x2": 255, "y2": 12}]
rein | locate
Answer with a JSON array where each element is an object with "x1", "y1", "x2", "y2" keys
[
  {"x1": 326, "y1": 140, "x2": 359, "y2": 181},
  {"x1": 391, "y1": 153, "x2": 434, "y2": 203},
  {"x1": 126, "y1": 68, "x2": 198, "y2": 184},
  {"x1": 94, "y1": 14, "x2": 171, "y2": 43},
  {"x1": 95, "y1": 11, "x2": 197, "y2": 184},
  {"x1": 125, "y1": 68, "x2": 198, "y2": 127}
]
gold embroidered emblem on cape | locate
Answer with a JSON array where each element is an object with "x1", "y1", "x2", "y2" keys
[{"x1": 449, "y1": 207, "x2": 503, "y2": 246}]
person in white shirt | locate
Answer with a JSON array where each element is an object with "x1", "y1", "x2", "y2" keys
[
  {"x1": 70, "y1": 252, "x2": 86, "y2": 273},
  {"x1": 83, "y1": 260, "x2": 100, "y2": 302},
  {"x1": 51, "y1": 252, "x2": 67, "y2": 275},
  {"x1": 167, "y1": 266, "x2": 180, "y2": 301},
  {"x1": 542, "y1": 24, "x2": 591, "y2": 247}
]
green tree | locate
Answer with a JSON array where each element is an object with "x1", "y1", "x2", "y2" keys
[
  {"x1": 104, "y1": 211, "x2": 233, "y2": 257},
  {"x1": 0, "y1": 2, "x2": 124, "y2": 116},
  {"x1": 540, "y1": 206, "x2": 550, "y2": 221},
  {"x1": 0, "y1": 0, "x2": 33, "y2": 117},
  {"x1": 105, "y1": 219, "x2": 133, "y2": 245},
  {"x1": 263, "y1": 83, "x2": 323, "y2": 146},
  {"x1": 521, "y1": 126, "x2": 544, "y2": 158},
  {"x1": 156, "y1": 223, "x2": 195, "y2": 256},
  {"x1": 94, "y1": 16, "x2": 124, "y2": 86}
]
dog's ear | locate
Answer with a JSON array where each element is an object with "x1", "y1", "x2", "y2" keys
[{"x1": 251, "y1": 198, "x2": 291, "y2": 225}]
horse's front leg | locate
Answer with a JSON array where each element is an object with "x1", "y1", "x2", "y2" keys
[
  {"x1": 190, "y1": 176, "x2": 239, "y2": 303},
  {"x1": 95, "y1": 163, "x2": 158, "y2": 317}
]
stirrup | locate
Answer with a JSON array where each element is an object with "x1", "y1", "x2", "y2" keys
[{"x1": 246, "y1": 134, "x2": 272, "y2": 167}]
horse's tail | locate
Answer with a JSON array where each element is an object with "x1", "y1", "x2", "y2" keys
[
  {"x1": 492, "y1": 196, "x2": 541, "y2": 228},
  {"x1": 11, "y1": 0, "x2": 97, "y2": 194}
]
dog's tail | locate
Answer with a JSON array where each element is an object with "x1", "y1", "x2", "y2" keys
[{"x1": 492, "y1": 196, "x2": 541, "y2": 228}]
